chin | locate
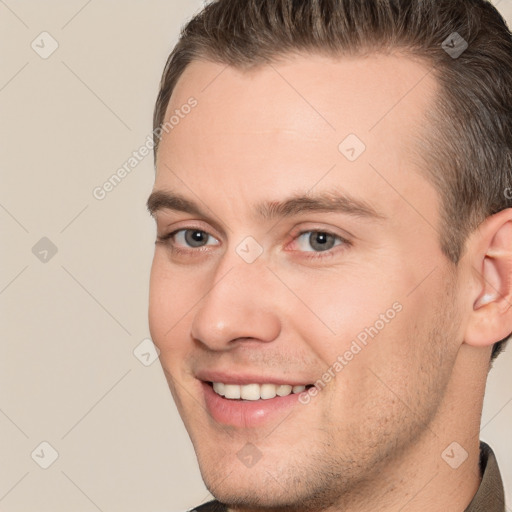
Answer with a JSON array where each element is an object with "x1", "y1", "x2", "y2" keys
[{"x1": 197, "y1": 454, "x2": 332, "y2": 512}]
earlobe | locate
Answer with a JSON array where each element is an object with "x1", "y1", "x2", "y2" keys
[{"x1": 464, "y1": 211, "x2": 512, "y2": 348}]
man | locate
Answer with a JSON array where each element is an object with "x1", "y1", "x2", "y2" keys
[{"x1": 146, "y1": 0, "x2": 511, "y2": 510}]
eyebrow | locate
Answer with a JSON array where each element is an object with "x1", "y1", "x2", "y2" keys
[{"x1": 146, "y1": 190, "x2": 385, "y2": 223}]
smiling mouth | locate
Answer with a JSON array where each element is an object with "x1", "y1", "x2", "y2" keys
[{"x1": 207, "y1": 381, "x2": 315, "y2": 401}]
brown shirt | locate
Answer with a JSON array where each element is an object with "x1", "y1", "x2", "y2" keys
[
  {"x1": 191, "y1": 442, "x2": 505, "y2": 511},
  {"x1": 464, "y1": 442, "x2": 506, "y2": 512}
]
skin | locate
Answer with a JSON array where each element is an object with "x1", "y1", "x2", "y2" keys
[{"x1": 148, "y1": 53, "x2": 512, "y2": 511}]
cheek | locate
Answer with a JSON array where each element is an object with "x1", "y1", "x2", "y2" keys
[
  {"x1": 148, "y1": 254, "x2": 196, "y2": 357},
  {"x1": 284, "y1": 262, "x2": 438, "y2": 414},
  {"x1": 343, "y1": 271, "x2": 457, "y2": 406},
  {"x1": 286, "y1": 267, "x2": 399, "y2": 362}
]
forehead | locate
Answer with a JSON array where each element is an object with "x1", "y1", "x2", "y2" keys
[
  {"x1": 156, "y1": 53, "x2": 438, "y2": 219},
  {"x1": 165, "y1": 52, "x2": 437, "y2": 139}
]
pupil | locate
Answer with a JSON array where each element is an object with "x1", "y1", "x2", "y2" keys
[
  {"x1": 310, "y1": 232, "x2": 334, "y2": 251},
  {"x1": 186, "y1": 230, "x2": 207, "y2": 247}
]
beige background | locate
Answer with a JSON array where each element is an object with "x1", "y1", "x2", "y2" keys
[{"x1": 0, "y1": 1, "x2": 511, "y2": 511}]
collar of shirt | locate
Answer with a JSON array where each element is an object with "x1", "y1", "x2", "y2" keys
[
  {"x1": 191, "y1": 441, "x2": 505, "y2": 512},
  {"x1": 465, "y1": 441, "x2": 505, "y2": 512}
]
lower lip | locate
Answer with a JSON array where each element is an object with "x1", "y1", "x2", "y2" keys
[{"x1": 201, "y1": 381, "x2": 305, "y2": 428}]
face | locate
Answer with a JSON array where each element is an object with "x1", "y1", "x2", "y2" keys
[{"x1": 148, "y1": 54, "x2": 466, "y2": 510}]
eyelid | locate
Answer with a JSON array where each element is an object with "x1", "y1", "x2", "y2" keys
[
  {"x1": 157, "y1": 227, "x2": 220, "y2": 246},
  {"x1": 156, "y1": 219, "x2": 222, "y2": 240},
  {"x1": 287, "y1": 222, "x2": 352, "y2": 243},
  {"x1": 287, "y1": 229, "x2": 349, "y2": 249}
]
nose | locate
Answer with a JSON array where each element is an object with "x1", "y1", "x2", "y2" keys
[{"x1": 190, "y1": 256, "x2": 281, "y2": 351}]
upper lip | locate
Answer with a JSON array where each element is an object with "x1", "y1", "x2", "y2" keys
[{"x1": 196, "y1": 370, "x2": 313, "y2": 387}]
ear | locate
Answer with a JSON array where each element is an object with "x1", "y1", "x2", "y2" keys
[{"x1": 464, "y1": 208, "x2": 512, "y2": 348}]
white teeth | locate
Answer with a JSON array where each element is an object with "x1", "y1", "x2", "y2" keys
[
  {"x1": 213, "y1": 382, "x2": 225, "y2": 395},
  {"x1": 276, "y1": 384, "x2": 292, "y2": 396},
  {"x1": 224, "y1": 384, "x2": 241, "y2": 399},
  {"x1": 240, "y1": 383, "x2": 260, "y2": 401},
  {"x1": 212, "y1": 382, "x2": 308, "y2": 400},
  {"x1": 260, "y1": 383, "x2": 277, "y2": 399}
]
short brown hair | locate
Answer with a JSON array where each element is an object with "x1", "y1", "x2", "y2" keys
[{"x1": 153, "y1": 0, "x2": 512, "y2": 362}]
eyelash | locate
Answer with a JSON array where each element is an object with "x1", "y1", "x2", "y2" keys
[
  {"x1": 156, "y1": 228, "x2": 351, "y2": 260},
  {"x1": 156, "y1": 229, "x2": 217, "y2": 257}
]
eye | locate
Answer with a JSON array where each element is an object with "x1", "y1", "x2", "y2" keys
[
  {"x1": 295, "y1": 231, "x2": 344, "y2": 252},
  {"x1": 162, "y1": 229, "x2": 219, "y2": 249}
]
